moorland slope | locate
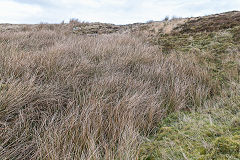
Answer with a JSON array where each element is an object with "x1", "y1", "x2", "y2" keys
[{"x1": 0, "y1": 11, "x2": 239, "y2": 159}]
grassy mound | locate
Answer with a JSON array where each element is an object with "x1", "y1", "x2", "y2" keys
[
  {"x1": 155, "y1": 26, "x2": 240, "y2": 86},
  {"x1": 139, "y1": 12, "x2": 240, "y2": 160}
]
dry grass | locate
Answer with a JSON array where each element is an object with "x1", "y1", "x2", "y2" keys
[{"x1": 0, "y1": 25, "x2": 214, "y2": 159}]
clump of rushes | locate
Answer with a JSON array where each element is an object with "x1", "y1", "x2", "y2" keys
[{"x1": 0, "y1": 23, "x2": 214, "y2": 159}]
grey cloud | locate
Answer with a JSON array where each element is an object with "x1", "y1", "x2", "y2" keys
[{"x1": 2, "y1": 0, "x2": 240, "y2": 24}]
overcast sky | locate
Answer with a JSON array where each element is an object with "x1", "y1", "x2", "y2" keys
[{"x1": 0, "y1": 0, "x2": 240, "y2": 24}]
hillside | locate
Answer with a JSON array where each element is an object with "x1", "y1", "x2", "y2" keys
[{"x1": 0, "y1": 11, "x2": 240, "y2": 159}]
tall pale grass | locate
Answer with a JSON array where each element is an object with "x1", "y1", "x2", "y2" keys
[{"x1": 0, "y1": 26, "x2": 213, "y2": 159}]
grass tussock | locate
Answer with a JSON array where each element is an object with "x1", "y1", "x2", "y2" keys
[{"x1": 0, "y1": 26, "x2": 214, "y2": 159}]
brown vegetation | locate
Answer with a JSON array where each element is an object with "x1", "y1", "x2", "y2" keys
[
  {"x1": 0, "y1": 22, "x2": 214, "y2": 159},
  {"x1": 174, "y1": 11, "x2": 240, "y2": 34}
]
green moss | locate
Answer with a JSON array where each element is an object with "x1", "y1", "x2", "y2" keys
[
  {"x1": 231, "y1": 113, "x2": 240, "y2": 128},
  {"x1": 156, "y1": 127, "x2": 178, "y2": 140},
  {"x1": 0, "y1": 83, "x2": 7, "y2": 91},
  {"x1": 214, "y1": 136, "x2": 240, "y2": 154},
  {"x1": 139, "y1": 104, "x2": 240, "y2": 159}
]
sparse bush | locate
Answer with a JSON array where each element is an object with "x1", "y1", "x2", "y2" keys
[
  {"x1": 171, "y1": 16, "x2": 181, "y2": 20},
  {"x1": 146, "y1": 20, "x2": 154, "y2": 23},
  {"x1": 164, "y1": 16, "x2": 169, "y2": 21}
]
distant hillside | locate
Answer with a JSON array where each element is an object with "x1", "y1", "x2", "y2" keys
[
  {"x1": 174, "y1": 11, "x2": 240, "y2": 33},
  {"x1": 1, "y1": 11, "x2": 240, "y2": 35}
]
